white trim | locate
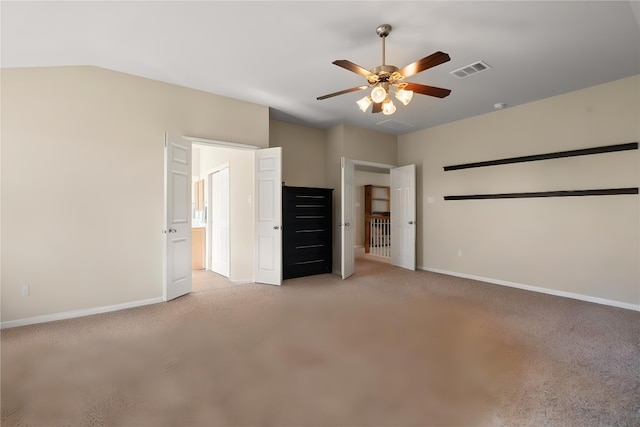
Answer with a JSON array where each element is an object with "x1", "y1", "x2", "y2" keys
[
  {"x1": 420, "y1": 267, "x2": 640, "y2": 312},
  {"x1": 352, "y1": 159, "x2": 396, "y2": 170},
  {"x1": 206, "y1": 162, "x2": 230, "y2": 176},
  {"x1": 1, "y1": 297, "x2": 164, "y2": 329},
  {"x1": 184, "y1": 136, "x2": 259, "y2": 151}
]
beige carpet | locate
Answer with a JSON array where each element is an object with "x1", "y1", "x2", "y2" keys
[
  {"x1": 2, "y1": 258, "x2": 639, "y2": 426},
  {"x1": 191, "y1": 269, "x2": 246, "y2": 293}
]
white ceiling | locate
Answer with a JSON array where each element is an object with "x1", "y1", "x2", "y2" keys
[{"x1": 2, "y1": 1, "x2": 639, "y2": 135}]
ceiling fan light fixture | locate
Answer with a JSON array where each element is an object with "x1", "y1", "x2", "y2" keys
[
  {"x1": 371, "y1": 85, "x2": 387, "y2": 103},
  {"x1": 382, "y1": 98, "x2": 396, "y2": 115},
  {"x1": 395, "y1": 88, "x2": 413, "y2": 106},
  {"x1": 316, "y1": 24, "x2": 452, "y2": 116},
  {"x1": 356, "y1": 96, "x2": 373, "y2": 112}
]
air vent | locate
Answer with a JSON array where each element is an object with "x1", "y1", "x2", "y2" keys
[
  {"x1": 376, "y1": 119, "x2": 414, "y2": 131},
  {"x1": 450, "y1": 60, "x2": 492, "y2": 79}
]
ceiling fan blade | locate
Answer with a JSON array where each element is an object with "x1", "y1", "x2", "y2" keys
[
  {"x1": 317, "y1": 85, "x2": 369, "y2": 100},
  {"x1": 403, "y1": 82, "x2": 451, "y2": 98},
  {"x1": 333, "y1": 60, "x2": 373, "y2": 78},
  {"x1": 371, "y1": 102, "x2": 383, "y2": 113},
  {"x1": 397, "y1": 51, "x2": 451, "y2": 78}
]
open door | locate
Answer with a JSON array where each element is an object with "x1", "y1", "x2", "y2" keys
[
  {"x1": 341, "y1": 157, "x2": 355, "y2": 279},
  {"x1": 209, "y1": 165, "x2": 230, "y2": 277},
  {"x1": 254, "y1": 147, "x2": 283, "y2": 285},
  {"x1": 391, "y1": 164, "x2": 416, "y2": 270},
  {"x1": 164, "y1": 134, "x2": 192, "y2": 300}
]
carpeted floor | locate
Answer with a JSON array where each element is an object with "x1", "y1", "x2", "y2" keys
[
  {"x1": 2, "y1": 258, "x2": 639, "y2": 427},
  {"x1": 191, "y1": 269, "x2": 246, "y2": 293}
]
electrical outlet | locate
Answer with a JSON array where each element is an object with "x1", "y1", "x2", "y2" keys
[{"x1": 21, "y1": 284, "x2": 29, "y2": 296}]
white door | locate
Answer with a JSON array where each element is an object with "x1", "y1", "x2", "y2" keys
[
  {"x1": 209, "y1": 166, "x2": 229, "y2": 277},
  {"x1": 164, "y1": 134, "x2": 192, "y2": 301},
  {"x1": 391, "y1": 164, "x2": 416, "y2": 270},
  {"x1": 341, "y1": 157, "x2": 355, "y2": 279},
  {"x1": 254, "y1": 147, "x2": 282, "y2": 285}
]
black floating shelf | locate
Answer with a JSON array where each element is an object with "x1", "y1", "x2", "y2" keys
[
  {"x1": 444, "y1": 188, "x2": 638, "y2": 201},
  {"x1": 444, "y1": 142, "x2": 638, "y2": 171}
]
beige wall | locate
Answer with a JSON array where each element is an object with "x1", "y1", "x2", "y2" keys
[
  {"x1": 1, "y1": 66, "x2": 269, "y2": 323},
  {"x1": 197, "y1": 145, "x2": 254, "y2": 283},
  {"x1": 269, "y1": 120, "x2": 325, "y2": 188},
  {"x1": 343, "y1": 125, "x2": 398, "y2": 166},
  {"x1": 325, "y1": 124, "x2": 398, "y2": 272},
  {"x1": 3, "y1": 64, "x2": 636, "y2": 325},
  {"x1": 398, "y1": 75, "x2": 640, "y2": 306}
]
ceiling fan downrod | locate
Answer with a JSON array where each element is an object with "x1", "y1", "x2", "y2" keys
[{"x1": 376, "y1": 24, "x2": 392, "y2": 66}]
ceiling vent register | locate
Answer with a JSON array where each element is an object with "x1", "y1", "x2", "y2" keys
[
  {"x1": 450, "y1": 61, "x2": 492, "y2": 79},
  {"x1": 376, "y1": 119, "x2": 414, "y2": 131}
]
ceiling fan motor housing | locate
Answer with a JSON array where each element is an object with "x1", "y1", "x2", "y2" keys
[
  {"x1": 372, "y1": 65, "x2": 399, "y2": 81},
  {"x1": 376, "y1": 24, "x2": 392, "y2": 38}
]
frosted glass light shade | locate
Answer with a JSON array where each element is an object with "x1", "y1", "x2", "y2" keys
[
  {"x1": 382, "y1": 98, "x2": 396, "y2": 115},
  {"x1": 356, "y1": 96, "x2": 372, "y2": 112},
  {"x1": 371, "y1": 85, "x2": 387, "y2": 103},
  {"x1": 395, "y1": 88, "x2": 413, "y2": 106}
]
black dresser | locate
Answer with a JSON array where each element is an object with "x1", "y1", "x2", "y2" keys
[{"x1": 282, "y1": 186, "x2": 333, "y2": 280}]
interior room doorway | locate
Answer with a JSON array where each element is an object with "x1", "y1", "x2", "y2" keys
[
  {"x1": 358, "y1": 171, "x2": 391, "y2": 261},
  {"x1": 191, "y1": 145, "x2": 233, "y2": 292},
  {"x1": 165, "y1": 136, "x2": 282, "y2": 300},
  {"x1": 341, "y1": 158, "x2": 416, "y2": 280}
]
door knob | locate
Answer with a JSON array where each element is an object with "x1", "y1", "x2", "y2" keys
[
  {"x1": 273, "y1": 225, "x2": 280, "y2": 230},
  {"x1": 345, "y1": 222, "x2": 350, "y2": 227},
  {"x1": 169, "y1": 228, "x2": 177, "y2": 233},
  {"x1": 408, "y1": 221, "x2": 415, "y2": 225}
]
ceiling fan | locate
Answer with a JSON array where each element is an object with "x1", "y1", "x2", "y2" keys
[{"x1": 317, "y1": 24, "x2": 452, "y2": 115}]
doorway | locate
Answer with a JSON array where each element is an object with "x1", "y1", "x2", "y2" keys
[
  {"x1": 191, "y1": 145, "x2": 234, "y2": 292},
  {"x1": 189, "y1": 141, "x2": 261, "y2": 293},
  {"x1": 165, "y1": 135, "x2": 282, "y2": 300},
  {"x1": 356, "y1": 169, "x2": 391, "y2": 262},
  {"x1": 340, "y1": 158, "x2": 416, "y2": 280}
]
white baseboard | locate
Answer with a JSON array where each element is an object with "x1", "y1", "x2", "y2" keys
[
  {"x1": 419, "y1": 266, "x2": 640, "y2": 312},
  {"x1": 1, "y1": 297, "x2": 164, "y2": 329},
  {"x1": 6, "y1": 268, "x2": 636, "y2": 328}
]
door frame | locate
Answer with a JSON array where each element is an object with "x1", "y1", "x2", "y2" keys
[
  {"x1": 184, "y1": 136, "x2": 260, "y2": 151},
  {"x1": 164, "y1": 136, "x2": 259, "y2": 300},
  {"x1": 340, "y1": 159, "x2": 396, "y2": 279}
]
